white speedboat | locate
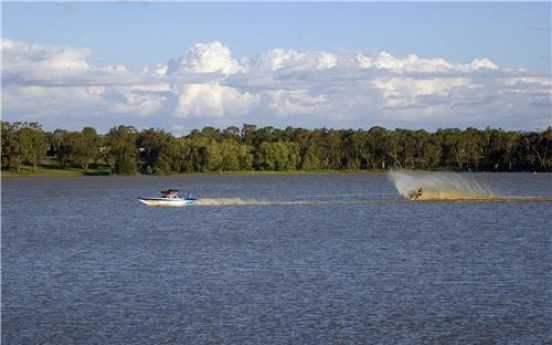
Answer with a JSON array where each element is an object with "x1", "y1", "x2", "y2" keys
[{"x1": 138, "y1": 189, "x2": 197, "y2": 207}]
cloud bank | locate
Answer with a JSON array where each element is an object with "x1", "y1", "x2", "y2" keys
[{"x1": 2, "y1": 39, "x2": 550, "y2": 133}]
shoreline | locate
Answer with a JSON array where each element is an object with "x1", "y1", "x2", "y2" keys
[
  {"x1": 1, "y1": 167, "x2": 545, "y2": 178},
  {"x1": 0, "y1": 168, "x2": 388, "y2": 178}
]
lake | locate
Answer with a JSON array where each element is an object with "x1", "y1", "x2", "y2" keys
[{"x1": 2, "y1": 172, "x2": 551, "y2": 344}]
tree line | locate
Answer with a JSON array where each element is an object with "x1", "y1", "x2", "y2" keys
[{"x1": 2, "y1": 121, "x2": 551, "y2": 175}]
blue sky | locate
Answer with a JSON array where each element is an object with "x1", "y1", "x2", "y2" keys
[{"x1": 2, "y1": 1, "x2": 551, "y2": 134}]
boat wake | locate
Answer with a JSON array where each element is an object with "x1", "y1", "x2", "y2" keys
[
  {"x1": 184, "y1": 174, "x2": 551, "y2": 206},
  {"x1": 190, "y1": 194, "x2": 551, "y2": 207},
  {"x1": 192, "y1": 198, "x2": 317, "y2": 206},
  {"x1": 193, "y1": 198, "x2": 263, "y2": 206},
  {"x1": 388, "y1": 170, "x2": 496, "y2": 200}
]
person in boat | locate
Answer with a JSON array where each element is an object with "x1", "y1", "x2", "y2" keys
[
  {"x1": 169, "y1": 189, "x2": 179, "y2": 198},
  {"x1": 161, "y1": 189, "x2": 179, "y2": 198},
  {"x1": 414, "y1": 187, "x2": 423, "y2": 200}
]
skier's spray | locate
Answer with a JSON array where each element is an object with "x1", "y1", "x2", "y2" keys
[{"x1": 388, "y1": 171, "x2": 496, "y2": 200}]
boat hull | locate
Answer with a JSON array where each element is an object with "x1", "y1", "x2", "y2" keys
[{"x1": 138, "y1": 197, "x2": 196, "y2": 207}]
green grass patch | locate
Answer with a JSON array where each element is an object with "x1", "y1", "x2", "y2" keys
[
  {"x1": 1, "y1": 157, "x2": 392, "y2": 178},
  {"x1": 1, "y1": 165, "x2": 84, "y2": 177},
  {"x1": 1, "y1": 158, "x2": 110, "y2": 177}
]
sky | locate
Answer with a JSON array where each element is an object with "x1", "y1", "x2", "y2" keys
[{"x1": 1, "y1": 1, "x2": 551, "y2": 135}]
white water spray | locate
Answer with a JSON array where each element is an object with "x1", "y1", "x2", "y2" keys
[{"x1": 388, "y1": 171, "x2": 496, "y2": 200}]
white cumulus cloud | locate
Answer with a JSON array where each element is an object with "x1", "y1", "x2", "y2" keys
[
  {"x1": 166, "y1": 41, "x2": 246, "y2": 75},
  {"x1": 173, "y1": 82, "x2": 259, "y2": 118},
  {"x1": 109, "y1": 91, "x2": 166, "y2": 117},
  {"x1": 255, "y1": 48, "x2": 338, "y2": 72},
  {"x1": 373, "y1": 76, "x2": 472, "y2": 107},
  {"x1": 2, "y1": 85, "x2": 106, "y2": 120},
  {"x1": 356, "y1": 52, "x2": 498, "y2": 74},
  {"x1": 2, "y1": 39, "x2": 91, "y2": 85},
  {"x1": 1, "y1": 38, "x2": 550, "y2": 132},
  {"x1": 265, "y1": 89, "x2": 330, "y2": 117}
]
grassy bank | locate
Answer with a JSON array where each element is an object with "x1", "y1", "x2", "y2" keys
[
  {"x1": 1, "y1": 166, "x2": 388, "y2": 177},
  {"x1": 2, "y1": 158, "x2": 391, "y2": 177},
  {"x1": 1, "y1": 159, "x2": 110, "y2": 177}
]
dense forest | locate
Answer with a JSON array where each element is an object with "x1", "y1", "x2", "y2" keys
[{"x1": 2, "y1": 121, "x2": 551, "y2": 175}]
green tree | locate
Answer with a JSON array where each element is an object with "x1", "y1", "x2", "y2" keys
[
  {"x1": 286, "y1": 142, "x2": 300, "y2": 170},
  {"x1": 421, "y1": 134, "x2": 442, "y2": 169},
  {"x1": 219, "y1": 138, "x2": 241, "y2": 171},
  {"x1": 1, "y1": 122, "x2": 48, "y2": 173},
  {"x1": 185, "y1": 130, "x2": 212, "y2": 172},
  {"x1": 521, "y1": 127, "x2": 552, "y2": 171},
  {"x1": 19, "y1": 123, "x2": 48, "y2": 172},
  {"x1": 386, "y1": 130, "x2": 403, "y2": 169},
  {"x1": 458, "y1": 127, "x2": 482, "y2": 170},
  {"x1": 67, "y1": 127, "x2": 99, "y2": 171},
  {"x1": 222, "y1": 126, "x2": 240, "y2": 141},
  {"x1": 367, "y1": 126, "x2": 389, "y2": 169},
  {"x1": 436, "y1": 128, "x2": 462, "y2": 168},
  {"x1": 4, "y1": 121, "x2": 551, "y2": 174},
  {"x1": 50, "y1": 129, "x2": 72, "y2": 169},
  {"x1": 205, "y1": 140, "x2": 224, "y2": 171},
  {"x1": 137, "y1": 128, "x2": 176, "y2": 174},
  {"x1": 104, "y1": 125, "x2": 138, "y2": 175},
  {"x1": 1, "y1": 121, "x2": 25, "y2": 173},
  {"x1": 258, "y1": 141, "x2": 291, "y2": 171},
  {"x1": 238, "y1": 144, "x2": 254, "y2": 170},
  {"x1": 341, "y1": 129, "x2": 367, "y2": 170},
  {"x1": 286, "y1": 127, "x2": 310, "y2": 170},
  {"x1": 82, "y1": 127, "x2": 100, "y2": 165},
  {"x1": 172, "y1": 137, "x2": 194, "y2": 173},
  {"x1": 241, "y1": 124, "x2": 257, "y2": 146}
]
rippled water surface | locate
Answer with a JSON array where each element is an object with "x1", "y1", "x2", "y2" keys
[{"x1": 2, "y1": 173, "x2": 551, "y2": 344}]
